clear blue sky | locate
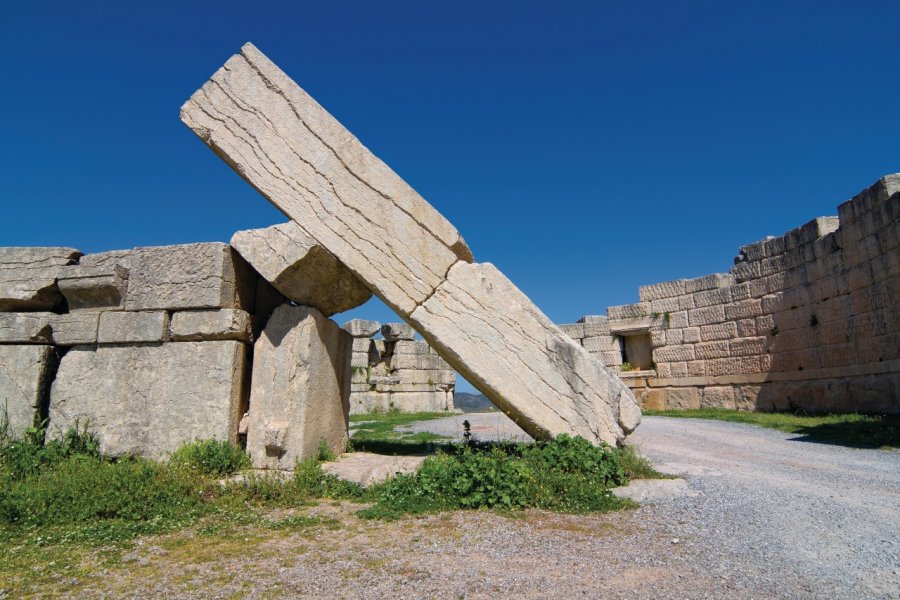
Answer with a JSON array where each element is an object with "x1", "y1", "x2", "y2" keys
[{"x1": 2, "y1": 1, "x2": 898, "y2": 328}]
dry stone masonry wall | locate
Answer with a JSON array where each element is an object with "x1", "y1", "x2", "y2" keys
[{"x1": 559, "y1": 175, "x2": 900, "y2": 414}]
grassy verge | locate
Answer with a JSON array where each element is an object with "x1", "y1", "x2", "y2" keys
[
  {"x1": 644, "y1": 409, "x2": 899, "y2": 449},
  {"x1": 349, "y1": 411, "x2": 454, "y2": 454}
]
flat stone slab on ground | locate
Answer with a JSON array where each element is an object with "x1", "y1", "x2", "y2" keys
[{"x1": 321, "y1": 452, "x2": 427, "y2": 487}]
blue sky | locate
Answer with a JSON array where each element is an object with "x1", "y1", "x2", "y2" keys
[{"x1": 2, "y1": 1, "x2": 898, "y2": 384}]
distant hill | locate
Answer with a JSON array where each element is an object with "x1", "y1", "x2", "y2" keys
[{"x1": 454, "y1": 392, "x2": 497, "y2": 413}]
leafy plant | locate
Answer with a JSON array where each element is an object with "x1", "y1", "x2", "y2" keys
[
  {"x1": 169, "y1": 439, "x2": 250, "y2": 477},
  {"x1": 620, "y1": 362, "x2": 635, "y2": 372}
]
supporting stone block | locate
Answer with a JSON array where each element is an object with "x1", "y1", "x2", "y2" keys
[
  {"x1": 0, "y1": 247, "x2": 81, "y2": 311},
  {"x1": 342, "y1": 319, "x2": 380, "y2": 338},
  {"x1": 170, "y1": 309, "x2": 253, "y2": 343},
  {"x1": 56, "y1": 265, "x2": 128, "y2": 311},
  {"x1": 0, "y1": 345, "x2": 57, "y2": 438},
  {"x1": 98, "y1": 311, "x2": 169, "y2": 344},
  {"x1": 381, "y1": 322, "x2": 415, "y2": 341},
  {"x1": 52, "y1": 312, "x2": 100, "y2": 346},
  {"x1": 230, "y1": 221, "x2": 371, "y2": 316},
  {"x1": 0, "y1": 313, "x2": 54, "y2": 344},
  {"x1": 48, "y1": 341, "x2": 247, "y2": 459},
  {"x1": 246, "y1": 305, "x2": 351, "y2": 469}
]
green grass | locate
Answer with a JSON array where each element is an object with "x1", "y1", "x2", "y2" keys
[
  {"x1": 644, "y1": 409, "x2": 900, "y2": 449},
  {"x1": 349, "y1": 411, "x2": 455, "y2": 454}
]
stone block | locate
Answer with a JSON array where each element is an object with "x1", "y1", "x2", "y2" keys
[
  {"x1": 671, "y1": 361, "x2": 689, "y2": 377},
  {"x1": 381, "y1": 322, "x2": 415, "y2": 341},
  {"x1": 692, "y1": 287, "x2": 733, "y2": 308},
  {"x1": 392, "y1": 340, "x2": 432, "y2": 355},
  {"x1": 246, "y1": 305, "x2": 351, "y2": 469},
  {"x1": 725, "y1": 299, "x2": 763, "y2": 321},
  {"x1": 348, "y1": 391, "x2": 391, "y2": 415},
  {"x1": 79, "y1": 249, "x2": 133, "y2": 270},
  {"x1": 0, "y1": 312, "x2": 54, "y2": 344},
  {"x1": 170, "y1": 309, "x2": 253, "y2": 343},
  {"x1": 0, "y1": 345, "x2": 57, "y2": 438},
  {"x1": 389, "y1": 352, "x2": 449, "y2": 371},
  {"x1": 607, "y1": 302, "x2": 650, "y2": 320},
  {"x1": 48, "y1": 341, "x2": 247, "y2": 459},
  {"x1": 638, "y1": 280, "x2": 687, "y2": 302},
  {"x1": 393, "y1": 369, "x2": 456, "y2": 386},
  {"x1": 731, "y1": 336, "x2": 767, "y2": 356},
  {"x1": 51, "y1": 312, "x2": 100, "y2": 346},
  {"x1": 650, "y1": 295, "x2": 694, "y2": 313},
  {"x1": 0, "y1": 247, "x2": 81, "y2": 311},
  {"x1": 700, "y1": 386, "x2": 736, "y2": 409},
  {"x1": 384, "y1": 391, "x2": 453, "y2": 413},
  {"x1": 736, "y1": 318, "x2": 758, "y2": 338},
  {"x1": 342, "y1": 319, "x2": 380, "y2": 338},
  {"x1": 700, "y1": 322, "x2": 737, "y2": 342},
  {"x1": 97, "y1": 311, "x2": 169, "y2": 344},
  {"x1": 687, "y1": 360, "x2": 706, "y2": 377},
  {"x1": 731, "y1": 282, "x2": 752, "y2": 301},
  {"x1": 662, "y1": 387, "x2": 700, "y2": 410},
  {"x1": 682, "y1": 327, "x2": 701, "y2": 343},
  {"x1": 56, "y1": 265, "x2": 128, "y2": 311},
  {"x1": 688, "y1": 305, "x2": 726, "y2": 327},
  {"x1": 230, "y1": 221, "x2": 372, "y2": 316},
  {"x1": 582, "y1": 335, "x2": 617, "y2": 353},
  {"x1": 653, "y1": 344, "x2": 695, "y2": 363},
  {"x1": 695, "y1": 341, "x2": 731, "y2": 360},
  {"x1": 685, "y1": 273, "x2": 736, "y2": 293},
  {"x1": 558, "y1": 323, "x2": 585, "y2": 340},
  {"x1": 600, "y1": 350, "x2": 624, "y2": 366},
  {"x1": 638, "y1": 388, "x2": 665, "y2": 411},
  {"x1": 124, "y1": 243, "x2": 255, "y2": 311}
]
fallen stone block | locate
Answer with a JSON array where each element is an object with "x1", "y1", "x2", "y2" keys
[
  {"x1": 170, "y1": 309, "x2": 253, "y2": 343},
  {"x1": 246, "y1": 305, "x2": 350, "y2": 469},
  {"x1": 124, "y1": 243, "x2": 255, "y2": 311},
  {"x1": 52, "y1": 312, "x2": 100, "y2": 346},
  {"x1": 0, "y1": 247, "x2": 81, "y2": 311},
  {"x1": 0, "y1": 312, "x2": 54, "y2": 344},
  {"x1": 381, "y1": 322, "x2": 415, "y2": 341},
  {"x1": 231, "y1": 222, "x2": 371, "y2": 316},
  {"x1": 182, "y1": 43, "x2": 639, "y2": 446},
  {"x1": 0, "y1": 345, "x2": 57, "y2": 438},
  {"x1": 342, "y1": 319, "x2": 380, "y2": 338},
  {"x1": 98, "y1": 311, "x2": 169, "y2": 344},
  {"x1": 56, "y1": 264, "x2": 128, "y2": 311},
  {"x1": 48, "y1": 341, "x2": 247, "y2": 459}
]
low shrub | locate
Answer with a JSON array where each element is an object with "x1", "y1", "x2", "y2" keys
[
  {"x1": 169, "y1": 439, "x2": 250, "y2": 477},
  {"x1": 0, "y1": 421, "x2": 100, "y2": 481}
]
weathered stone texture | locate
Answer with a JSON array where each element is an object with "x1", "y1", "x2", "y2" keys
[
  {"x1": 230, "y1": 222, "x2": 371, "y2": 316},
  {"x1": 246, "y1": 305, "x2": 350, "y2": 469},
  {"x1": 170, "y1": 309, "x2": 253, "y2": 343},
  {"x1": 0, "y1": 312, "x2": 54, "y2": 344},
  {"x1": 0, "y1": 247, "x2": 81, "y2": 311},
  {"x1": 97, "y1": 311, "x2": 169, "y2": 344},
  {"x1": 0, "y1": 345, "x2": 57, "y2": 438},
  {"x1": 381, "y1": 322, "x2": 415, "y2": 341},
  {"x1": 342, "y1": 319, "x2": 381, "y2": 338},
  {"x1": 48, "y1": 341, "x2": 247, "y2": 459},
  {"x1": 124, "y1": 243, "x2": 254, "y2": 311},
  {"x1": 56, "y1": 265, "x2": 128, "y2": 311},
  {"x1": 410, "y1": 262, "x2": 639, "y2": 445},
  {"x1": 51, "y1": 312, "x2": 100, "y2": 346}
]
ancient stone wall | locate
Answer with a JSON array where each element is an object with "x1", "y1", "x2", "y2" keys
[
  {"x1": 560, "y1": 174, "x2": 900, "y2": 414},
  {"x1": 343, "y1": 320, "x2": 456, "y2": 414}
]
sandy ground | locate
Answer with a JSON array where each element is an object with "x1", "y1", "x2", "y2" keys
[{"x1": 30, "y1": 415, "x2": 900, "y2": 599}]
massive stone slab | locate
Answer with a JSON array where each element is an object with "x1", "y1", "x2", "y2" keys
[
  {"x1": 231, "y1": 222, "x2": 371, "y2": 316},
  {"x1": 0, "y1": 247, "x2": 81, "y2": 311},
  {"x1": 182, "y1": 43, "x2": 639, "y2": 445},
  {"x1": 0, "y1": 345, "x2": 57, "y2": 438},
  {"x1": 0, "y1": 313, "x2": 54, "y2": 344},
  {"x1": 181, "y1": 43, "x2": 472, "y2": 317},
  {"x1": 48, "y1": 341, "x2": 247, "y2": 459},
  {"x1": 57, "y1": 264, "x2": 129, "y2": 311},
  {"x1": 246, "y1": 304, "x2": 350, "y2": 469}
]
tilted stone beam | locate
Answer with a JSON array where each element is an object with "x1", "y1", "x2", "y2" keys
[{"x1": 181, "y1": 43, "x2": 640, "y2": 445}]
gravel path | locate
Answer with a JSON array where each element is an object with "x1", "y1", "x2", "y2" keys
[{"x1": 56, "y1": 415, "x2": 899, "y2": 599}]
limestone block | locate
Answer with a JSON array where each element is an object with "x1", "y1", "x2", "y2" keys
[
  {"x1": 0, "y1": 345, "x2": 57, "y2": 438},
  {"x1": 170, "y1": 309, "x2": 253, "y2": 343},
  {"x1": 731, "y1": 282, "x2": 752, "y2": 301},
  {"x1": 688, "y1": 305, "x2": 726, "y2": 327},
  {"x1": 79, "y1": 249, "x2": 133, "y2": 270},
  {"x1": 56, "y1": 265, "x2": 128, "y2": 311},
  {"x1": 97, "y1": 311, "x2": 169, "y2": 344},
  {"x1": 672, "y1": 361, "x2": 690, "y2": 377},
  {"x1": 393, "y1": 369, "x2": 456, "y2": 386},
  {"x1": 392, "y1": 340, "x2": 433, "y2": 355},
  {"x1": 48, "y1": 341, "x2": 247, "y2": 459},
  {"x1": 246, "y1": 305, "x2": 351, "y2": 469},
  {"x1": 558, "y1": 323, "x2": 585, "y2": 340},
  {"x1": 695, "y1": 341, "x2": 731, "y2": 360},
  {"x1": 662, "y1": 387, "x2": 700, "y2": 410},
  {"x1": 700, "y1": 322, "x2": 737, "y2": 342},
  {"x1": 682, "y1": 327, "x2": 701, "y2": 343},
  {"x1": 638, "y1": 280, "x2": 687, "y2": 302},
  {"x1": 385, "y1": 391, "x2": 453, "y2": 413},
  {"x1": 652, "y1": 344, "x2": 696, "y2": 363},
  {"x1": 582, "y1": 335, "x2": 618, "y2": 353},
  {"x1": 390, "y1": 352, "x2": 449, "y2": 371},
  {"x1": 181, "y1": 43, "x2": 472, "y2": 317},
  {"x1": 582, "y1": 319, "x2": 611, "y2": 337},
  {"x1": 650, "y1": 295, "x2": 694, "y2": 313},
  {"x1": 609, "y1": 316, "x2": 653, "y2": 334},
  {"x1": 124, "y1": 243, "x2": 255, "y2": 311},
  {"x1": 52, "y1": 312, "x2": 100, "y2": 346},
  {"x1": 700, "y1": 386, "x2": 735, "y2": 409},
  {"x1": 381, "y1": 322, "x2": 415, "y2": 342},
  {"x1": 692, "y1": 287, "x2": 733, "y2": 308},
  {"x1": 685, "y1": 273, "x2": 736, "y2": 294},
  {"x1": 600, "y1": 350, "x2": 624, "y2": 367},
  {"x1": 0, "y1": 312, "x2": 54, "y2": 344},
  {"x1": 349, "y1": 391, "x2": 391, "y2": 415},
  {"x1": 686, "y1": 360, "x2": 706, "y2": 377},
  {"x1": 0, "y1": 247, "x2": 81, "y2": 311},
  {"x1": 638, "y1": 388, "x2": 664, "y2": 411},
  {"x1": 607, "y1": 303, "x2": 650, "y2": 320},
  {"x1": 182, "y1": 44, "x2": 638, "y2": 445},
  {"x1": 342, "y1": 319, "x2": 380, "y2": 338},
  {"x1": 667, "y1": 311, "x2": 689, "y2": 329},
  {"x1": 409, "y1": 262, "x2": 639, "y2": 445},
  {"x1": 736, "y1": 318, "x2": 758, "y2": 338},
  {"x1": 731, "y1": 336, "x2": 767, "y2": 357},
  {"x1": 230, "y1": 221, "x2": 371, "y2": 316}
]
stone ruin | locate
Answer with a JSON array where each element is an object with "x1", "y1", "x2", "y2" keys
[{"x1": 559, "y1": 175, "x2": 900, "y2": 414}]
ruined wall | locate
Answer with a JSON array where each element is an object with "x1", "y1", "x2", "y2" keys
[
  {"x1": 560, "y1": 174, "x2": 900, "y2": 413},
  {"x1": 344, "y1": 319, "x2": 456, "y2": 414}
]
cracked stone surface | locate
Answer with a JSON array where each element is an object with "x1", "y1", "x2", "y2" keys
[
  {"x1": 0, "y1": 344, "x2": 57, "y2": 438},
  {"x1": 0, "y1": 246, "x2": 81, "y2": 311},
  {"x1": 181, "y1": 43, "x2": 639, "y2": 445},
  {"x1": 246, "y1": 304, "x2": 351, "y2": 469},
  {"x1": 231, "y1": 221, "x2": 371, "y2": 316},
  {"x1": 48, "y1": 341, "x2": 247, "y2": 459}
]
